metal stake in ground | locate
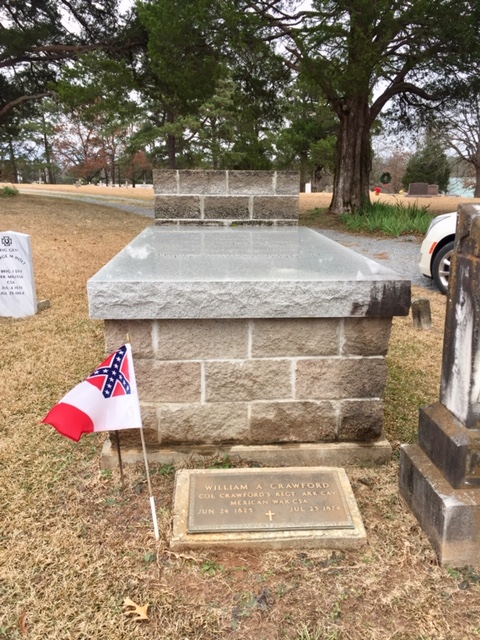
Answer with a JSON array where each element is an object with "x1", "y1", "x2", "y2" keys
[
  {"x1": 125, "y1": 333, "x2": 159, "y2": 541},
  {"x1": 139, "y1": 424, "x2": 160, "y2": 541},
  {"x1": 113, "y1": 430, "x2": 125, "y2": 489}
]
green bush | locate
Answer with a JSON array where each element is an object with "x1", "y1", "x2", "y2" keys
[
  {"x1": 341, "y1": 201, "x2": 432, "y2": 236},
  {"x1": 0, "y1": 186, "x2": 19, "y2": 197}
]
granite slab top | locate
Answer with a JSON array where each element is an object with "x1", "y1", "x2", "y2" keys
[{"x1": 88, "y1": 226, "x2": 410, "y2": 319}]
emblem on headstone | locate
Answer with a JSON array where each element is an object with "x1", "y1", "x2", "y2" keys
[{"x1": 1, "y1": 235, "x2": 12, "y2": 246}]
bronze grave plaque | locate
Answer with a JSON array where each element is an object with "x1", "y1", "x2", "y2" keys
[{"x1": 188, "y1": 468, "x2": 354, "y2": 533}]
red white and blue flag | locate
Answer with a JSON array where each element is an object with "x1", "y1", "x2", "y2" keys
[{"x1": 42, "y1": 344, "x2": 142, "y2": 441}]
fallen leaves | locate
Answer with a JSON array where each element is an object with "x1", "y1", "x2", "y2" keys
[
  {"x1": 122, "y1": 597, "x2": 150, "y2": 621},
  {"x1": 19, "y1": 610, "x2": 28, "y2": 635}
]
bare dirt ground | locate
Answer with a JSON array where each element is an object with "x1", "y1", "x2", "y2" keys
[
  {"x1": 6, "y1": 181, "x2": 480, "y2": 215},
  {"x1": 1, "y1": 194, "x2": 480, "y2": 640}
]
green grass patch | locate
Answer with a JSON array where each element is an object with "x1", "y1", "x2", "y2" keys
[
  {"x1": 0, "y1": 185, "x2": 18, "y2": 197},
  {"x1": 299, "y1": 207, "x2": 348, "y2": 231},
  {"x1": 299, "y1": 206, "x2": 328, "y2": 226},
  {"x1": 341, "y1": 201, "x2": 432, "y2": 236}
]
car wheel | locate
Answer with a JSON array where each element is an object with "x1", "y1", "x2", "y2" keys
[{"x1": 432, "y1": 240, "x2": 455, "y2": 294}]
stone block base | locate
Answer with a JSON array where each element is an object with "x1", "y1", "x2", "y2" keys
[
  {"x1": 101, "y1": 436, "x2": 392, "y2": 470},
  {"x1": 103, "y1": 316, "x2": 392, "y2": 451},
  {"x1": 88, "y1": 225, "x2": 409, "y2": 473},
  {"x1": 418, "y1": 402, "x2": 480, "y2": 488},
  {"x1": 399, "y1": 443, "x2": 480, "y2": 566}
]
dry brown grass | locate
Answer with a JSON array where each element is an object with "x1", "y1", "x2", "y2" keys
[
  {"x1": 9, "y1": 182, "x2": 154, "y2": 201},
  {"x1": 6, "y1": 181, "x2": 480, "y2": 215},
  {"x1": 1, "y1": 194, "x2": 480, "y2": 640},
  {"x1": 297, "y1": 191, "x2": 480, "y2": 215}
]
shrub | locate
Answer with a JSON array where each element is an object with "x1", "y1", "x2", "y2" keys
[
  {"x1": 341, "y1": 201, "x2": 432, "y2": 236},
  {"x1": 0, "y1": 186, "x2": 19, "y2": 197}
]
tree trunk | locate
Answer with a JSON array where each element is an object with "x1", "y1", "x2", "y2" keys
[
  {"x1": 310, "y1": 166, "x2": 323, "y2": 193},
  {"x1": 8, "y1": 137, "x2": 18, "y2": 183},
  {"x1": 475, "y1": 163, "x2": 480, "y2": 198},
  {"x1": 167, "y1": 111, "x2": 176, "y2": 169},
  {"x1": 210, "y1": 118, "x2": 219, "y2": 170},
  {"x1": 167, "y1": 134, "x2": 176, "y2": 169},
  {"x1": 42, "y1": 113, "x2": 55, "y2": 184},
  {"x1": 329, "y1": 96, "x2": 372, "y2": 215},
  {"x1": 111, "y1": 153, "x2": 116, "y2": 185}
]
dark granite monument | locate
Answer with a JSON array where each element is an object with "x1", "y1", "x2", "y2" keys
[
  {"x1": 400, "y1": 203, "x2": 480, "y2": 566},
  {"x1": 407, "y1": 183, "x2": 430, "y2": 197},
  {"x1": 407, "y1": 183, "x2": 439, "y2": 198}
]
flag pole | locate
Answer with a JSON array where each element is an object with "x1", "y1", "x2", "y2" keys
[
  {"x1": 139, "y1": 425, "x2": 160, "y2": 541},
  {"x1": 113, "y1": 430, "x2": 125, "y2": 489},
  {"x1": 125, "y1": 335, "x2": 159, "y2": 541}
]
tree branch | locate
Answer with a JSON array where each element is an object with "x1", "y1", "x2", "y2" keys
[
  {"x1": 0, "y1": 40, "x2": 144, "y2": 69},
  {"x1": 0, "y1": 92, "x2": 55, "y2": 122},
  {"x1": 371, "y1": 81, "x2": 436, "y2": 121}
]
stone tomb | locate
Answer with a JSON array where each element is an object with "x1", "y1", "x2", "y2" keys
[
  {"x1": 171, "y1": 467, "x2": 366, "y2": 550},
  {"x1": 400, "y1": 204, "x2": 480, "y2": 566},
  {"x1": 88, "y1": 225, "x2": 410, "y2": 469},
  {"x1": 0, "y1": 230, "x2": 37, "y2": 318}
]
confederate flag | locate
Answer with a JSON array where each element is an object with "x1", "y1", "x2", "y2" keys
[{"x1": 42, "y1": 344, "x2": 142, "y2": 441}]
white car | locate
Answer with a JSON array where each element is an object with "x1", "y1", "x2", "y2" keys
[{"x1": 419, "y1": 212, "x2": 457, "y2": 294}]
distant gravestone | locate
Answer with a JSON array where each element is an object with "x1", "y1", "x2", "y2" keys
[
  {"x1": 411, "y1": 298, "x2": 432, "y2": 330},
  {"x1": 407, "y1": 182, "x2": 430, "y2": 197},
  {"x1": 0, "y1": 231, "x2": 37, "y2": 318}
]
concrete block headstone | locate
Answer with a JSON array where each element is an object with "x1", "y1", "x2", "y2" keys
[{"x1": 0, "y1": 230, "x2": 37, "y2": 318}]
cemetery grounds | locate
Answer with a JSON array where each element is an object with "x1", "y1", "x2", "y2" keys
[{"x1": 1, "y1": 190, "x2": 480, "y2": 640}]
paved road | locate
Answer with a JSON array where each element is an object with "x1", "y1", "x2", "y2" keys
[
  {"x1": 18, "y1": 187, "x2": 434, "y2": 290},
  {"x1": 17, "y1": 187, "x2": 153, "y2": 217},
  {"x1": 99, "y1": 198, "x2": 432, "y2": 290},
  {"x1": 317, "y1": 229, "x2": 434, "y2": 290}
]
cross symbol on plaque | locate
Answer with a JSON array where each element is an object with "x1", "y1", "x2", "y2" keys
[{"x1": 265, "y1": 510, "x2": 275, "y2": 521}]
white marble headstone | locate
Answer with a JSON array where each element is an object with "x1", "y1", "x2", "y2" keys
[{"x1": 0, "y1": 230, "x2": 37, "y2": 318}]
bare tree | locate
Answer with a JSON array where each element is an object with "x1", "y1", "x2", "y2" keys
[{"x1": 431, "y1": 98, "x2": 480, "y2": 197}]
